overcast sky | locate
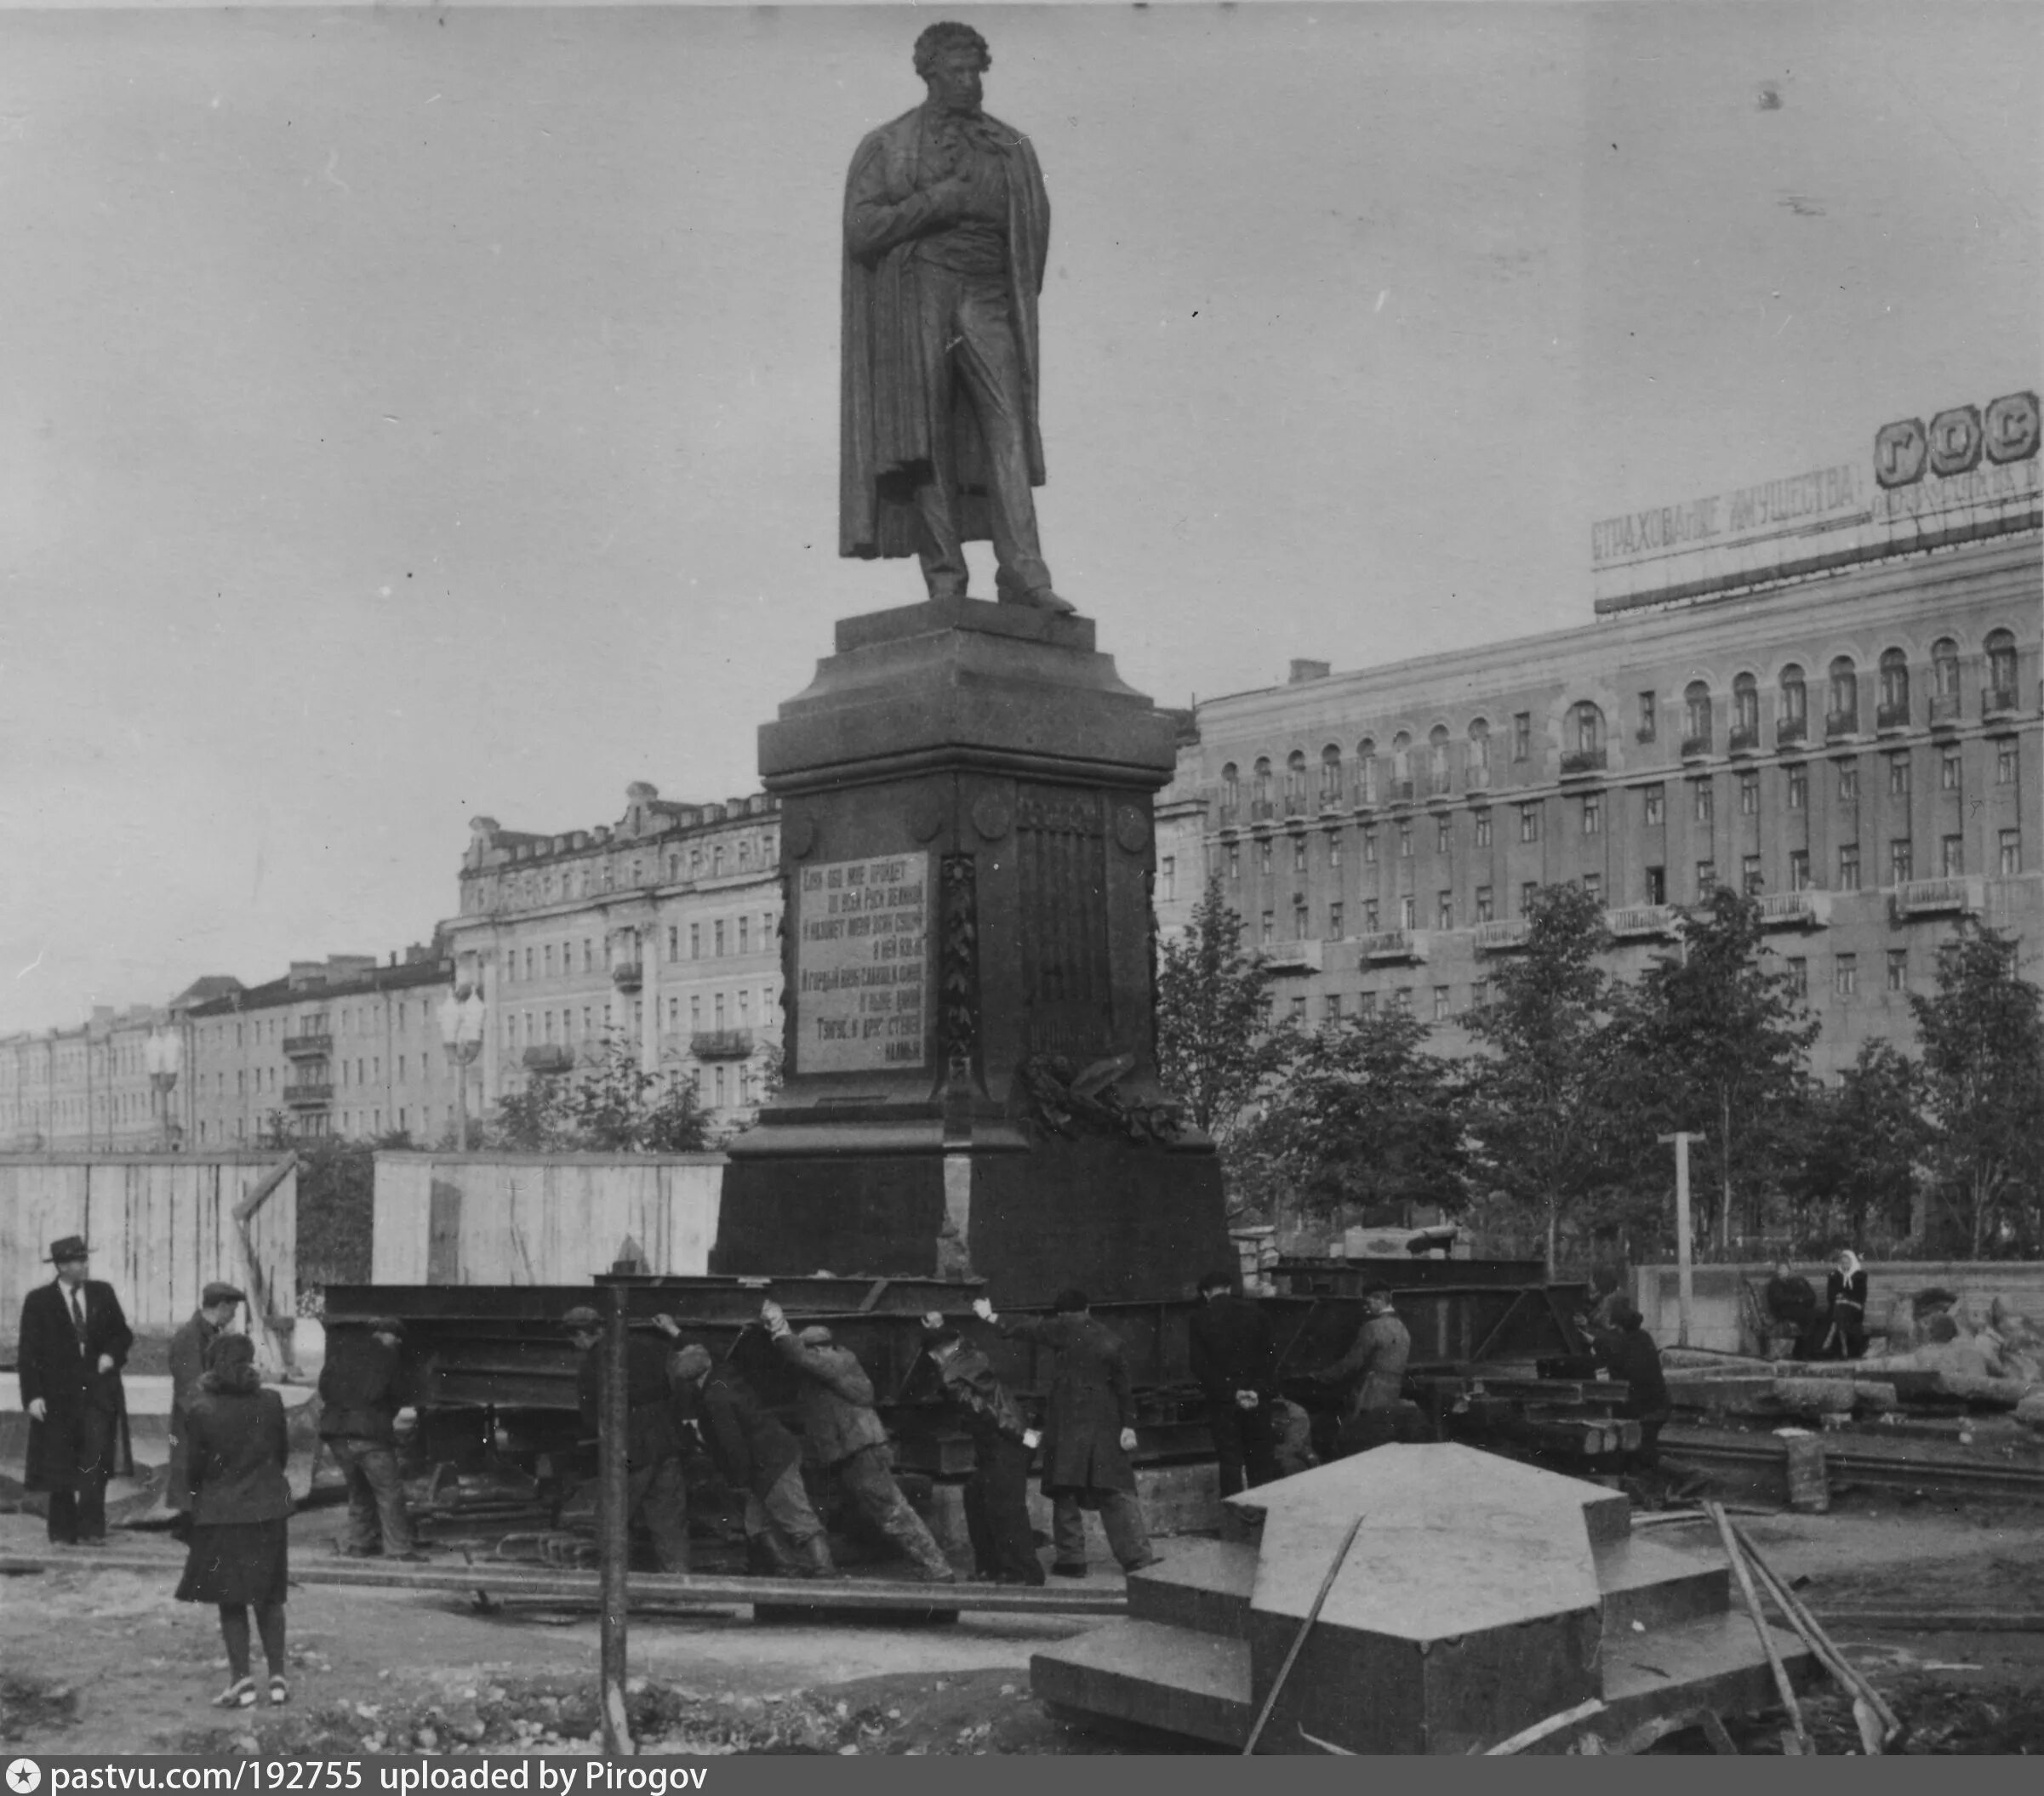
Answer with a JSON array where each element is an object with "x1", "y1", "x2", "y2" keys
[{"x1": 2, "y1": 2, "x2": 2038, "y2": 1035}]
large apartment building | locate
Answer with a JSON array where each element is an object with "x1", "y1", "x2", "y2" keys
[
  {"x1": 1159, "y1": 391, "x2": 2041, "y2": 1080},
  {"x1": 442, "y1": 781, "x2": 784, "y2": 1126},
  {"x1": 181, "y1": 950, "x2": 454, "y2": 1146}
]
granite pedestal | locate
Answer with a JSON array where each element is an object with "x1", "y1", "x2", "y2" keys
[
  {"x1": 1031, "y1": 1442, "x2": 1816, "y2": 1753},
  {"x1": 713, "y1": 600, "x2": 1230, "y2": 1306}
]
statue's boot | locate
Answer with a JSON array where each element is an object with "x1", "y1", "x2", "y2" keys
[{"x1": 995, "y1": 567, "x2": 1076, "y2": 616}]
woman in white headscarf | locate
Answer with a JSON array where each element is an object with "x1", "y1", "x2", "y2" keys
[{"x1": 1821, "y1": 1250, "x2": 1870, "y2": 1360}]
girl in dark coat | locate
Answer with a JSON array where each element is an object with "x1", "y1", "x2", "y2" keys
[
  {"x1": 1821, "y1": 1251, "x2": 1870, "y2": 1360},
  {"x1": 176, "y1": 1333, "x2": 293, "y2": 1708}
]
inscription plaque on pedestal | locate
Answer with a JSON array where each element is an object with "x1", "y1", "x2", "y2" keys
[{"x1": 794, "y1": 852, "x2": 928, "y2": 1074}]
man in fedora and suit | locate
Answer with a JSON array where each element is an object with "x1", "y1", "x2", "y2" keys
[{"x1": 16, "y1": 1235, "x2": 134, "y2": 1546}]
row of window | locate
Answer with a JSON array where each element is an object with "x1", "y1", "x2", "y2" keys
[
  {"x1": 1283, "y1": 943, "x2": 1922, "y2": 1029},
  {"x1": 507, "y1": 985, "x2": 779, "y2": 1048},
  {"x1": 1219, "y1": 631, "x2": 2025, "y2": 807},
  {"x1": 475, "y1": 830, "x2": 779, "y2": 914},
  {"x1": 1250, "y1": 824, "x2": 2024, "y2": 941},
  {"x1": 1225, "y1": 742, "x2": 2024, "y2": 880},
  {"x1": 501, "y1": 913, "x2": 779, "y2": 984}
]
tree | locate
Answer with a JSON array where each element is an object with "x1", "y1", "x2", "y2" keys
[
  {"x1": 1156, "y1": 876, "x2": 1296, "y2": 1139},
  {"x1": 1464, "y1": 882, "x2": 1629, "y2": 1274},
  {"x1": 1784, "y1": 1040, "x2": 1927, "y2": 1251},
  {"x1": 1909, "y1": 921, "x2": 2044, "y2": 1257},
  {"x1": 1248, "y1": 1006, "x2": 1467, "y2": 1229},
  {"x1": 487, "y1": 1029, "x2": 715, "y2": 1154},
  {"x1": 1612, "y1": 887, "x2": 1819, "y2": 1249}
]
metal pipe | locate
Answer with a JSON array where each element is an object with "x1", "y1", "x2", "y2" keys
[
  {"x1": 598, "y1": 1280, "x2": 634, "y2": 1754},
  {"x1": 1708, "y1": 1502, "x2": 1808, "y2": 1753}
]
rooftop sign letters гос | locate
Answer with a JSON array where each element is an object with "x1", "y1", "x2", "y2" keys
[{"x1": 1592, "y1": 390, "x2": 2041, "y2": 614}]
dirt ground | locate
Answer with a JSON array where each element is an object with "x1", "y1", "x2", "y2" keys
[{"x1": 4, "y1": 1491, "x2": 2044, "y2": 1756}]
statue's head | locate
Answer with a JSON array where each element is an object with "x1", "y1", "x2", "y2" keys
[{"x1": 915, "y1": 21, "x2": 991, "y2": 111}]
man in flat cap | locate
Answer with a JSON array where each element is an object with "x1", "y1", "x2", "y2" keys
[
  {"x1": 563, "y1": 1305, "x2": 693, "y2": 1574},
  {"x1": 167, "y1": 1280, "x2": 245, "y2": 1537},
  {"x1": 761, "y1": 1299, "x2": 955, "y2": 1582},
  {"x1": 17, "y1": 1235, "x2": 134, "y2": 1546},
  {"x1": 317, "y1": 1314, "x2": 424, "y2": 1559}
]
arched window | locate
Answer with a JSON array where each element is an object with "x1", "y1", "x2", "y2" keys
[
  {"x1": 1733, "y1": 672, "x2": 1759, "y2": 738},
  {"x1": 1319, "y1": 744, "x2": 1343, "y2": 805},
  {"x1": 1879, "y1": 648, "x2": 1910, "y2": 725},
  {"x1": 1219, "y1": 761, "x2": 1240, "y2": 813},
  {"x1": 1779, "y1": 664, "x2": 1807, "y2": 734},
  {"x1": 1827, "y1": 656, "x2": 1858, "y2": 733},
  {"x1": 1986, "y1": 628, "x2": 2018, "y2": 699},
  {"x1": 1390, "y1": 732, "x2": 1413, "y2": 789},
  {"x1": 1567, "y1": 701, "x2": 1605, "y2": 756},
  {"x1": 1356, "y1": 738, "x2": 1379, "y2": 807},
  {"x1": 1683, "y1": 681, "x2": 1712, "y2": 748},
  {"x1": 1932, "y1": 637, "x2": 1961, "y2": 700},
  {"x1": 1466, "y1": 719, "x2": 1491, "y2": 788},
  {"x1": 1253, "y1": 756, "x2": 1273, "y2": 810},
  {"x1": 1285, "y1": 749, "x2": 1309, "y2": 811},
  {"x1": 1428, "y1": 725, "x2": 1452, "y2": 792}
]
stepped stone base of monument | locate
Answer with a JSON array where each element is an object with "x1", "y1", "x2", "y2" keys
[{"x1": 1031, "y1": 1444, "x2": 1814, "y2": 1754}]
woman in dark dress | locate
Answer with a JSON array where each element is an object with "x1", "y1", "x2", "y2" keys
[{"x1": 176, "y1": 1333, "x2": 293, "y2": 1708}]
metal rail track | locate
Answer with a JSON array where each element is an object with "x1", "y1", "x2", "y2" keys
[
  {"x1": 1664, "y1": 1430, "x2": 2044, "y2": 1504},
  {"x1": 0, "y1": 1551, "x2": 1127, "y2": 1617}
]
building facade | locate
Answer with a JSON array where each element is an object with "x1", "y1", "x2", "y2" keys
[
  {"x1": 2, "y1": 1006, "x2": 175, "y2": 1152},
  {"x1": 442, "y1": 781, "x2": 784, "y2": 1127},
  {"x1": 1162, "y1": 398, "x2": 2041, "y2": 1080},
  {"x1": 182, "y1": 951, "x2": 454, "y2": 1146}
]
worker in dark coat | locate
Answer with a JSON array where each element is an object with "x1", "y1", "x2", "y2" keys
[
  {"x1": 562, "y1": 1306, "x2": 693, "y2": 1574},
  {"x1": 973, "y1": 1289, "x2": 1156, "y2": 1578},
  {"x1": 16, "y1": 1235, "x2": 134, "y2": 1546},
  {"x1": 176, "y1": 1332, "x2": 293, "y2": 1709},
  {"x1": 317, "y1": 1315, "x2": 422, "y2": 1559},
  {"x1": 1188, "y1": 1270, "x2": 1281, "y2": 1497},
  {"x1": 168, "y1": 1281, "x2": 245, "y2": 1533},
  {"x1": 1577, "y1": 1300, "x2": 1672, "y2": 1468},
  {"x1": 1314, "y1": 1284, "x2": 1412, "y2": 1457},
  {"x1": 1819, "y1": 1250, "x2": 1870, "y2": 1360},
  {"x1": 1762, "y1": 1262, "x2": 1821, "y2": 1361},
  {"x1": 671, "y1": 1343, "x2": 836, "y2": 1578},
  {"x1": 761, "y1": 1299, "x2": 955, "y2": 1582},
  {"x1": 920, "y1": 1314, "x2": 1043, "y2": 1584}
]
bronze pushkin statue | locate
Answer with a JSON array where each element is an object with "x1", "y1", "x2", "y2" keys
[{"x1": 840, "y1": 22, "x2": 1074, "y2": 616}]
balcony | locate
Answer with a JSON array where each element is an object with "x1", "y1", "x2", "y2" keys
[
  {"x1": 1984, "y1": 686, "x2": 2021, "y2": 718},
  {"x1": 691, "y1": 1028, "x2": 755, "y2": 1060},
  {"x1": 1559, "y1": 747, "x2": 1607, "y2": 779},
  {"x1": 611, "y1": 961, "x2": 644, "y2": 994},
  {"x1": 1825, "y1": 709, "x2": 1860, "y2": 741},
  {"x1": 283, "y1": 1031, "x2": 333, "y2": 1059},
  {"x1": 1727, "y1": 725, "x2": 1760, "y2": 757},
  {"x1": 1756, "y1": 891, "x2": 1833, "y2": 931},
  {"x1": 1259, "y1": 939, "x2": 1323, "y2": 976},
  {"x1": 1217, "y1": 804, "x2": 1241, "y2": 829},
  {"x1": 1387, "y1": 779, "x2": 1416, "y2": 807},
  {"x1": 1928, "y1": 693, "x2": 1962, "y2": 729},
  {"x1": 1473, "y1": 919, "x2": 1530, "y2": 955},
  {"x1": 1425, "y1": 774, "x2": 1454, "y2": 801},
  {"x1": 1351, "y1": 784, "x2": 1379, "y2": 813},
  {"x1": 1893, "y1": 876, "x2": 1984, "y2": 921},
  {"x1": 1283, "y1": 790, "x2": 1309, "y2": 818},
  {"x1": 1317, "y1": 787, "x2": 1345, "y2": 816},
  {"x1": 1680, "y1": 734, "x2": 1712, "y2": 763},
  {"x1": 1250, "y1": 798, "x2": 1277, "y2": 822},
  {"x1": 1361, "y1": 929, "x2": 1428, "y2": 965},
  {"x1": 1607, "y1": 904, "x2": 1681, "y2": 941},
  {"x1": 1464, "y1": 766, "x2": 1492, "y2": 792},
  {"x1": 1776, "y1": 716, "x2": 1807, "y2": 748},
  {"x1": 522, "y1": 1045, "x2": 574, "y2": 1074},
  {"x1": 1876, "y1": 702, "x2": 1910, "y2": 734},
  {"x1": 283, "y1": 1081, "x2": 333, "y2": 1108}
]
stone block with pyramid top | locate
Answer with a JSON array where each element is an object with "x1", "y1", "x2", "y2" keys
[
  {"x1": 711, "y1": 598, "x2": 1230, "y2": 1306},
  {"x1": 1031, "y1": 1443, "x2": 1816, "y2": 1753}
]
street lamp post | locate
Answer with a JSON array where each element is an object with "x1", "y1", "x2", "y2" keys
[
  {"x1": 144, "y1": 1028, "x2": 183, "y2": 1152},
  {"x1": 437, "y1": 985, "x2": 487, "y2": 1149}
]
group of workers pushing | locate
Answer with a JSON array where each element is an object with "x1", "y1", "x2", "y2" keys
[{"x1": 549, "y1": 1271, "x2": 1425, "y2": 1583}]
